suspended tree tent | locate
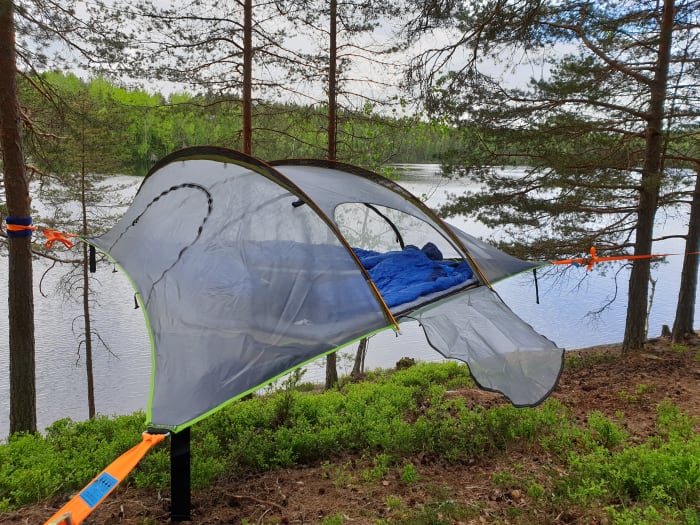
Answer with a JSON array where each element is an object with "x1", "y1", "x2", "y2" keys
[
  {"x1": 38, "y1": 146, "x2": 568, "y2": 523},
  {"x1": 90, "y1": 146, "x2": 564, "y2": 432}
]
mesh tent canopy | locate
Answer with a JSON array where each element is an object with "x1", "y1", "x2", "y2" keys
[{"x1": 89, "y1": 147, "x2": 564, "y2": 432}]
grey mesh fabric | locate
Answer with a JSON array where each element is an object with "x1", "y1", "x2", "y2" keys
[
  {"x1": 446, "y1": 224, "x2": 541, "y2": 283},
  {"x1": 90, "y1": 147, "x2": 563, "y2": 431},
  {"x1": 271, "y1": 163, "x2": 440, "y2": 227},
  {"x1": 271, "y1": 162, "x2": 471, "y2": 264},
  {"x1": 405, "y1": 287, "x2": 563, "y2": 406},
  {"x1": 91, "y1": 150, "x2": 388, "y2": 430}
]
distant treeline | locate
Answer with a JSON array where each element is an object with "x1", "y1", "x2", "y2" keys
[{"x1": 19, "y1": 72, "x2": 464, "y2": 177}]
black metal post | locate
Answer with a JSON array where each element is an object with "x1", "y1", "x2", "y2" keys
[{"x1": 170, "y1": 427, "x2": 191, "y2": 521}]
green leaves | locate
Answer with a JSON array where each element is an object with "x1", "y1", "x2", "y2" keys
[
  {"x1": 0, "y1": 414, "x2": 148, "y2": 508},
  {"x1": 561, "y1": 402, "x2": 700, "y2": 514},
  {"x1": 18, "y1": 71, "x2": 459, "y2": 176}
]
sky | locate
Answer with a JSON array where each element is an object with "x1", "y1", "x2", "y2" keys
[{"x1": 38, "y1": 0, "x2": 550, "y2": 109}]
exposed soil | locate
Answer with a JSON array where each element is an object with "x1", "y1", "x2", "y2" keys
[{"x1": 5, "y1": 333, "x2": 700, "y2": 525}]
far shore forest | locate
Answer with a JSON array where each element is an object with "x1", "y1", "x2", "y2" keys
[{"x1": 17, "y1": 72, "x2": 461, "y2": 178}]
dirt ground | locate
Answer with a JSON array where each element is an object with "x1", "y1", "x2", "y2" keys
[{"x1": 5, "y1": 333, "x2": 700, "y2": 525}]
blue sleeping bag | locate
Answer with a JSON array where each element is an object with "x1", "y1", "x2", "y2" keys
[{"x1": 353, "y1": 244, "x2": 474, "y2": 308}]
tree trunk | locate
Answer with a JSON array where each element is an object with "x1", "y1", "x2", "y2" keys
[
  {"x1": 325, "y1": 351, "x2": 338, "y2": 389},
  {"x1": 351, "y1": 338, "x2": 368, "y2": 377},
  {"x1": 324, "y1": 0, "x2": 339, "y2": 387},
  {"x1": 242, "y1": 0, "x2": 253, "y2": 155},
  {"x1": 0, "y1": 0, "x2": 37, "y2": 434},
  {"x1": 81, "y1": 150, "x2": 96, "y2": 419},
  {"x1": 622, "y1": 0, "x2": 675, "y2": 352},
  {"x1": 327, "y1": 0, "x2": 337, "y2": 161},
  {"x1": 82, "y1": 242, "x2": 96, "y2": 418},
  {"x1": 671, "y1": 169, "x2": 700, "y2": 342}
]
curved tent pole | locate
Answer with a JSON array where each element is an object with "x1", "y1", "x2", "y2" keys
[
  {"x1": 268, "y1": 158, "x2": 493, "y2": 288},
  {"x1": 139, "y1": 146, "x2": 400, "y2": 331}
]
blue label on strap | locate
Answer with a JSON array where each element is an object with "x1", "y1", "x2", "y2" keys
[{"x1": 79, "y1": 472, "x2": 118, "y2": 508}]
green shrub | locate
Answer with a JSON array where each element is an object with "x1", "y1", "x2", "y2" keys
[
  {"x1": 322, "y1": 513, "x2": 344, "y2": 525},
  {"x1": 388, "y1": 361, "x2": 473, "y2": 390},
  {"x1": 605, "y1": 504, "x2": 699, "y2": 525},
  {"x1": 0, "y1": 414, "x2": 152, "y2": 508},
  {"x1": 401, "y1": 463, "x2": 420, "y2": 485},
  {"x1": 587, "y1": 411, "x2": 627, "y2": 450},
  {"x1": 656, "y1": 399, "x2": 697, "y2": 441},
  {"x1": 5, "y1": 360, "x2": 698, "y2": 524},
  {"x1": 561, "y1": 404, "x2": 700, "y2": 510}
]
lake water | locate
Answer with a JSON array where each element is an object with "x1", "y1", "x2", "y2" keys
[{"x1": 1, "y1": 165, "x2": 697, "y2": 439}]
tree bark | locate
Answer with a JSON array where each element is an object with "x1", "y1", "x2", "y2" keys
[
  {"x1": 325, "y1": 351, "x2": 338, "y2": 389},
  {"x1": 324, "y1": 0, "x2": 339, "y2": 388},
  {"x1": 327, "y1": 0, "x2": 337, "y2": 161},
  {"x1": 81, "y1": 147, "x2": 96, "y2": 419},
  {"x1": 671, "y1": 169, "x2": 700, "y2": 342},
  {"x1": 351, "y1": 338, "x2": 368, "y2": 377},
  {"x1": 0, "y1": 0, "x2": 37, "y2": 434},
  {"x1": 242, "y1": 0, "x2": 253, "y2": 155},
  {"x1": 82, "y1": 241, "x2": 96, "y2": 418},
  {"x1": 622, "y1": 0, "x2": 675, "y2": 351}
]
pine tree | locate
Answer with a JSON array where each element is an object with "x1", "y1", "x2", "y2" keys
[
  {"x1": 23, "y1": 74, "x2": 132, "y2": 419},
  {"x1": 0, "y1": 0, "x2": 37, "y2": 434},
  {"x1": 402, "y1": 0, "x2": 700, "y2": 350},
  {"x1": 280, "y1": 0, "x2": 405, "y2": 388}
]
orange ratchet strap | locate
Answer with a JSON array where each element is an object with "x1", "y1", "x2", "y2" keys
[
  {"x1": 5, "y1": 223, "x2": 76, "y2": 249},
  {"x1": 44, "y1": 432, "x2": 167, "y2": 525},
  {"x1": 552, "y1": 246, "x2": 679, "y2": 271}
]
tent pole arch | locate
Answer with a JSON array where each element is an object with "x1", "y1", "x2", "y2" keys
[
  {"x1": 143, "y1": 146, "x2": 399, "y2": 331},
  {"x1": 269, "y1": 158, "x2": 494, "y2": 288}
]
